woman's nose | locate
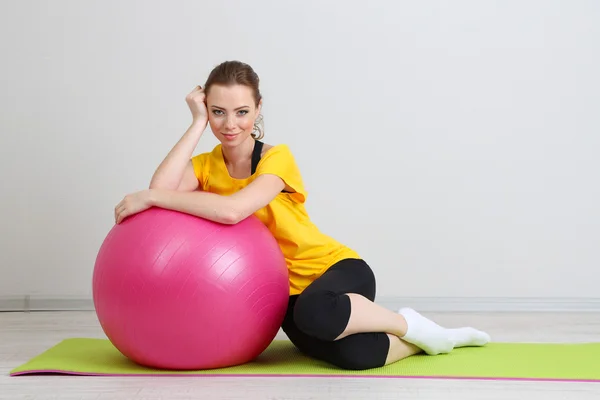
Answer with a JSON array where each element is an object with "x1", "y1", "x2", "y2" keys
[{"x1": 225, "y1": 115, "x2": 236, "y2": 128}]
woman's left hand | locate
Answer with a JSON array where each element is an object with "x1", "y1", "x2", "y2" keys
[{"x1": 114, "y1": 189, "x2": 154, "y2": 224}]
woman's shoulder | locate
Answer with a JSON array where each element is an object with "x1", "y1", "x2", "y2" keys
[
  {"x1": 260, "y1": 142, "x2": 293, "y2": 158},
  {"x1": 261, "y1": 142, "x2": 275, "y2": 157}
]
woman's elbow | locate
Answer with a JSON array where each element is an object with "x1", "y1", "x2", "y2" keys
[
  {"x1": 221, "y1": 207, "x2": 255, "y2": 225},
  {"x1": 218, "y1": 212, "x2": 237, "y2": 225},
  {"x1": 216, "y1": 208, "x2": 242, "y2": 225}
]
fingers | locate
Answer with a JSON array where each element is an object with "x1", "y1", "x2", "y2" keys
[
  {"x1": 114, "y1": 201, "x2": 120, "y2": 222},
  {"x1": 188, "y1": 85, "x2": 205, "y2": 96},
  {"x1": 188, "y1": 85, "x2": 204, "y2": 95},
  {"x1": 115, "y1": 207, "x2": 128, "y2": 224},
  {"x1": 114, "y1": 203, "x2": 122, "y2": 224},
  {"x1": 114, "y1": 199, "x2": 128, "y2": 224}
]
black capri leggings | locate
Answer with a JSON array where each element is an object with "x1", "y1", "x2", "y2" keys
[{"x1": 281, "y1": 258, "x2": 390, "y2": 370}]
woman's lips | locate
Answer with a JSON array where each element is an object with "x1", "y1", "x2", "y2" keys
[{"x1": 222, "y1": 133, "x2": 239, "y2": 140}]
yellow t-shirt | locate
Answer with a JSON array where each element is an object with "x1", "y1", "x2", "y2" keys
[{"x1": 191, "y1": 143, "x2": 360, "y2": 295}]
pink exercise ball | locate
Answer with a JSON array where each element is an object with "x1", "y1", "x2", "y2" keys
[{"x1": 92, "y1": 207, "x2": 289, "y2": 370}]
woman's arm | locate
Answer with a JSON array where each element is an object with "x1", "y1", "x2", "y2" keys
[
  {"x1": 149, "y1": 86, "x2": 209, "y2": 191},
  {"x1": 149, "y1": 121, "x2": 206, "y2": 190},
  {"x1": 149, "y1": 174, "x2": 285, "y2": 224}
]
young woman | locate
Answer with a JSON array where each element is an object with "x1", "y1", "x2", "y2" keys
[{"x1": 114, "y1": 60, "x2": 491, "y2": 370}]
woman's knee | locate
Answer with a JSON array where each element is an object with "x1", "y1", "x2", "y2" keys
[
  {"x1": 329, "y1": 335, "x2": 389, "y2": 370},
  {"x1": 293, "y1": 291, "x2": 350, "y2": 341}
]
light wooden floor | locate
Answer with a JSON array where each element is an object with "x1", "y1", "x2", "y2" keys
[{"x1": 1, "y1": 311, "x2": 599, "y2": 399}]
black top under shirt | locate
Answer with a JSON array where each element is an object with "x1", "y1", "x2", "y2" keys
[
  {"x1": 250, "y1": 139, "x2": 290, "y2": 194},
  {"x1": 251, "y1": 139, "x2": 264, "y2": 175}
]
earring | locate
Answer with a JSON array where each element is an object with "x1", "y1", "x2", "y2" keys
[{"x1": 252, "y1": 114, "x2": 263, "y2": 135}]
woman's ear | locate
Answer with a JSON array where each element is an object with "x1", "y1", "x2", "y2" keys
[{"x1": 256, "y1": 99, "x2": 263, "y2": 116}]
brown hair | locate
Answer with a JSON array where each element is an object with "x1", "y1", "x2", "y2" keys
[{"x1": 204, "y1": 61, "x2": 264, "y2": 140}]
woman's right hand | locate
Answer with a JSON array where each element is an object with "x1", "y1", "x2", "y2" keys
[{"x1": 186, "y1": 85, "x2": 208, "y2": 124}]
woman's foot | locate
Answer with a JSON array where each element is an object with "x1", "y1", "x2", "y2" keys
[
  {"x1": 447, "y1": 327, "x2": 491, "y2": 348},
  {"x1": 398, "y1": 308, "x2": 454, "y2": 355},
  {"x1": 398, "y1": 308, "x2": 491, "y2": 354}
]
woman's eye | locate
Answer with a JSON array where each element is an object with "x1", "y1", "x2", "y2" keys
[
  {"x1": 213, "y1": 110, "x2": 224, "y2": 115},
  {"x1": 238, "y1": 110, "x2": 248, "y2": 115}
]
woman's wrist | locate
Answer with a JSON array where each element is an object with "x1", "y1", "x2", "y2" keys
[{"x1": 190, "y1": 119, "x2": 208, "y2": 133}]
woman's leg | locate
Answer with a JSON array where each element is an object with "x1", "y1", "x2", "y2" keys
[
  {"x1": 337, "y1": 293, "x2": 408, "y2": 339},
  {"x1": 339, "y1": 293, "x2": 490, "y2": 355},
  {"x1": 338, "y1": 294, "x2": 456, "y2": 355},
  {"x1": 283, "y1": 259, "x2": 434, "y2": 369},
  {"x1": 338, "y1": 293, "x2": 490, "y2": 355},
  {"x1": 291, "y1": 259, "x2": 490, "y2": 358},
  {"x1": 385, "y1": 334, "x2": 422, "y2": 365},
  {"x1": 282, "y1": 294, "x2": 397, "y2": 370}
]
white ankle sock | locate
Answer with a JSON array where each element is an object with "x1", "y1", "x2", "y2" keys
[
  {"x1": 399, "y1": 307, "x2": 491, "y2": 350},
  {"x1": 398, "y1": 308, "x2": 453, "y2": 355},
  {"x1": 447, "y1": 327, "x2": 491, "y2": 348},
  {"x1": 417, "y1": 316, "x2": 491, "y2": 348}
]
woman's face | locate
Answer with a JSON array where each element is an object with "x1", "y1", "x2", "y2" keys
[{"x1": 206, "y1": 84, "x2": 261, "y2": 147}]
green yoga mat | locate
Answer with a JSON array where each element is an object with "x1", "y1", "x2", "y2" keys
[{"x1": 10, "y1": 338, "x2": 600, "y2": 382}]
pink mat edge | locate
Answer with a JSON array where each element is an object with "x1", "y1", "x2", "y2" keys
[{"x1": 9, "y1": 369, "x2": 600, "y2": 383}]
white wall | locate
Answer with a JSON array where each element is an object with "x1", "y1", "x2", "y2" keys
[{"x1": 1, "y1": 0, "x2": 598, "y2": 302}]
